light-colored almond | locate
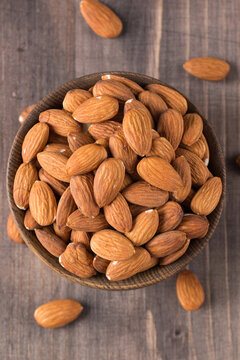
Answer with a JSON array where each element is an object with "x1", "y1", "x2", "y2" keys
[
  {"x1": 37, "y1": 151, "x2": 71, "y2": 182},
  {"x1": 191, "y1": 177, "x2": 222, "y2": 215},
  {"x1": 93, "y1": 79, "x2": 135, "y2": 101},
  {"x1": 101, "y1": 74, "x2": 143, "y2": 95},
  {"x1": 183, "y1": 57, "x2": 230, "y2": 81},
  {"x1": 22, "y1": 123, "x2": 49, "y2": 162},
  {"x1": 138, "y1": 90, "x2": 168, "y2": 121},
  {"x1": 147, "y1": 137, "x2": 175, "y2": 162},
  {"x1": 104, "y1": 193, "x2": 132, "y2": 232},
  {"x1": 182, "y1": 113, "x2": 203, "y2": 146},
  {"x1": 63, "y1": 89, "x2": 92, "y2": 113},
  {"x1": 39, "y1": 109, "x2": 81, "y2": 136},
  {"x1": 171, "y1": 156, "x2": 192, "y2": 202},
  {"x1": 71, "y1": 230, "x2": 90, "y2": 251},
  {"x1": 157, "y1": 109, "x2": 184, "y2": 150},
  {"x1": 67, "y1": 210, "x2": 108, "y2": 232},
  {"x1": 124, "y1": 98, "x2": 154, "y2": 128},
  {"x1": 7, "y1": 213, "x2": 24, "y2": 244},
  {"x1": 89, "y1": 121, "x2": 122, "y2": 140}
]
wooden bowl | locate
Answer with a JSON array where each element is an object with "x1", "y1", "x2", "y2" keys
[{"x1": 7, "y1": 72, "x2": 225, "y2": 290}]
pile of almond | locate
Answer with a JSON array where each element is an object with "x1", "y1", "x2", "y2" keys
[{"x1": 13, "y1": 74, "x2": 223, "y2": 281}]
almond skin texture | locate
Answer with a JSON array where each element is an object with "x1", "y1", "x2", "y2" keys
[
  {"x1": 146, "y1": 84, "x2": 188, "y2": 115},
  {"x1": 181, "y1": 136, "x2": 206, "y2": 159},
  {"x1": 53, "y1": 223, "x2": 70, "y2": 243},
  {"x1": 13, "y1": 162, "x2": 38, "y2": 210},
  {"x1": 59, "y1": 242, "x2": 96, "y2": 278},
  {"x1": 56, "y1": 187, "x2": 77, "y2": 231},
  {"x1": 70, "y1": 173, "x2": 99, "y2": 217},
  {"x1": 138, "y1": 90, "x2": 168, "y2": 121},
  {"x1": 171, "y1": 156, "x2": 192, "y2": 203},
  {"x1": 80, "y1": 0, "x2": 122, "y2": 38},
  {"x1": 191, "y1": 177, "x2": 222, "y2": 215},
  {"x1": 176, "y1": 269, "x2": 205, "y2": 311},
  {"x1": 73, "y1": 96, "x2": 119, "y2": 123},
  {"x1": 34, "y1": 299, "x2": 83, "y2": 329},
  {"x1": 7, "y1": 214, "x2": 24, "y2": 244},
  {"x1": 123, "y1": 180, "x2": 169, "y2": 208},
  {"x1": 183, "y1": 57, "x2": 230, "y2": 81},
  {"x1": 71, "y1": 230, "x2": 91, "y2": 251},
  {"x1": 125, "y1": 209, "x2": 159, "y2": 246},
  {"x1": 24, "y1": 209, "x2": 40, "y2": 230},
  {"x1": 19, "y1": 104, "x2": 36, "y2": 124},
  {"x1": 104, "y1": 193, "x2": 132, "y2": 232},
  {"x1": 137, "y1": 156, "x2": 183, "y2": 192},
  {"x1": 93, "y1": 80, "x2": 135, "y2": 101},
  {"x1": 66, "y1": 143, "x2": 108, "y2": 176},
  {"x1": 101, "y1": 74, "x2": 143, "y2": 95},
  {"x1": 120, "y1": 173, "x2": 133, "y2": 191},
  {"x1": 177, "y1": 214, "x2": 209, "y2": 239},
  {"x1": 90, "y1": 229, "x2": 135, "y2": 261},
  {"x1": 159, "y1": 239, "x2": 190, "y2": 265},
  {"x1": 63, "y1": 89, "x2": 92, "y2": 113},
  {"x1": 35, "y1": 227, "x2": 67, "y2": 257},
  {"x1": 37, "y1": 151, "x2": 71, "y2": 182},
  {"x1": 22, "y1": 123, "x2": 49, "y2": 163},
  {"x1": 67, "y1": 210, "x2": 108, "y2": 232},
  {"x1": 146, "y1": 231, "x2": 187, "y2": 258},
  {"x1": 156, "y1": 201, "x2": 184, "y2": 233},
  {"x1": 38, "y1": 168, "x2": 68, "y2": 196},
  {"x1": 39, "y1": 109, "x2": 81, "y2": 136},
  {"x1": 93, "y1": 255, "x2": 110, "y2": 274},
  {"x1": 93, "y1": 158, "x2": 125, "y2": 207},
  {"x1": 123, "y1": 108, "x2": 152, "y2": 156},
  {"x1": 67, "y1": 131, "x2": 94, "y2": 152},
  {"x1": 89, "y1": 121, "x2": 122, "y2": 140},
  {"x1": 157, "y1": 109, "x2": 184, "y2": 150},
  {"x1": 147, "y1": 137, "x2": 175, "y2": 162},
  {"x1": 182, "y1": 113, "x2": 203, "y2": 146},
  {"x1": 124, "y1": 98, "x2": 154, "y2": 127},
  {"x1": 43, "y1": 143, "x2": 72, "y2": 158},
  {"x1": 29, "y1": 181, "x2": 57, "y2": 226}
]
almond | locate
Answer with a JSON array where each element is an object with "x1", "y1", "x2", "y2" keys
[
  {"x1": 38, "y1": 168, "x2": 68, "y2": 196},
  {"x1": 159, "y1": 239, "x2": 190, "y2": 265},
  {"x1": 56, "y1": 187, "x2": 77, "y2": 231},
  {"x1": 63, "y1": 89, "x2": 92, "y2": 113},
  {"x1": 109, "y1": 129, "x2": 138, "y2": 174},
  {"x1": 101, "y1": 74, "x2": 143, "y2": 95},
  {"x1": 90, "y1": 229, "x2": 135, "y2": 261},
  {"x1": 35, "y1": 227, "x2": 67, "y2": 257},
  {"x1": 201, "y1": 134, "x2": 210, "y2": 166},
  {"x1": 7, "y1": 213, "x2": 24, "y2": 244},
  {"x1": 190, "y1": 177, "x2": 222, "y2": 215},
  {"x1": 122, "y1": 180, "x2": 169, "y2": 208},
  {"x1": 48, "y1": 131, "x2": 68, "y2": 145},
  {"x1": 43, "y1": 143, "x2": 72, "y2": 158},
  {"x1": 171, "y1": 156, "x2": 192, "y2": 202},
  {"x1": 147, "y1": 137, "x2": 175, "y2": 162},
  {"x1": 128, "y1": 203, "x2": 151, "y2": 217},
  {"x1": 39, "y1": 109, "x2": 81, "y2": 136},
  {"x1": 183, "y1": 57, "x2": 230, "y2": 81},
  {"x1": 156, "y1": 201, "x2": 184, "y2": 233},
  {"x1": 70, "y1": 173, "x2": 99, "y2": 217},
  {"x1": 93, "y1": 255, "x2": 110, "y2": 274},
  {"x1": 71, "y1": 230, "x2": 91, "y2": 251},
  {"x1": 146, "y1": 84, "x2": 188, "y2": 115},
  {"x1": 152, "y1": 129, "x2": 160, "y2": 139},
  {"x1": 13, "y1": 162, "x2": 38, "y2": 210},
  {"x1": 146, "y1": 230, "x2": 187, "y2": 257},
  {"x1": 137, "y1": 156, "x2": 183, "y2": 192},
  {"x1": 180, "y1": 136, "x2": 206, "y2": 159},
  {"x1": 24, "y1": 209, "x2": 40, "y2": 230},
  {"x1": 177, "y1": 214, "x2": 209, "y2": 239},
  {"x1": 182, "y1": 113, "x2": 203, "y2": 146},
  {"x1": 67, "y1": 210, "x2": 108, "y2": 232},
  {"x1": 34, "y1": 299, "x2": 83, "y2": 328},
  {"x1": 53, "y1": 223, "x2": 70, "y2": 243},
  {"x1": 80, "y1": 0, "x2": 122, "y2": 38},
  {"x1": 138, "y1": 90, "x2": 168, "y2": 121},
  {"x1": 22, "y1": 123, "x2": 49, "y2": 162},
  {"x1": 124, "y1": 98, "x2": 154, "y2": 128},
  {"x1": 93, "y1": 158, "x2": 125, "y2": 207},
  {"x1": 19, "y1": 104, "x2": 36, "y2": 124},
  {"x1": 157, "y1": 109, "x2": 184, "y2": 150},
  {"x1": 104, "y1": 193, "x2": 132, "y2": 232},
  {"x1": 120, "y1": 173, "x2": 133, "y2": 191},
  {"x1": 37, "y1": 151, "x2": 71, "y2": 182},
  {"x1": 66, "y1": 143, "x2": 107, "y2": 176},
  {"x1": 182, "y1": 188, "x2": 196, "y2": 210},
  {"x1": 73, "y1": 96, "x2": 119, "y2": 123},
  {"x1": 89, "y1": 121, "x2": 122, "y2": 140},
  {"x1": 93, "y1": 80, "x2": 135, "y2": 101},
  {"x1": 29, "y1": 181, "x2": 57, "y2": 226},
  {"x1": 123, "y1": 108, "x2": 152, "y2": 156},
  {"x1": 176, "y1": 269, "x2": 205, "y2": 311},
  {"x1": 67, "y1": 131, "x2": 94, "y2": 152},
  {"x1": 95, "y1": 137, "x2": 109, "y2": 149}
]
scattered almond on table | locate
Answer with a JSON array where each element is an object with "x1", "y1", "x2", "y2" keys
[
  {"x1": 183, "y1": 57, "x2": 230, "y2": 81},
  {"x1": 19, "y1": 104, "x2": 36, "y2": 124},
  {"x1": 7, "y1": 213, "x2": 25, "y2": 244}
]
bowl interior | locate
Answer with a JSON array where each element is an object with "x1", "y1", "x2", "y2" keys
[{"x1": 7, "y1": 72, "x2": 226, "y2": 290}]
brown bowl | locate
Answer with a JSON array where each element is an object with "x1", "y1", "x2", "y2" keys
[{"x1": 7, "y1": 72, "x2": 225, "y2": 290}]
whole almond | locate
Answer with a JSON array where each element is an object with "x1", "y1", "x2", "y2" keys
[
  {"x1": 181, "y1": 136, "x2": 206, "y2": 159},
  {"x1": 91, "y1": 229, "x2": 135, "y2": 261},
  {"x1": 183, "y1": 57, "x2": 230, "y2": 81},
  {"x1": 120, "y1": 173, "x2": 133, "y2": 191},
  {"x1": 89, "y1": 121, "x2": 122, "y2": 140},
  {"x1": 22, "y1": 123, "x2": 49, "y2": 162},
  {"x1": 171, "y1": 156, "x2": 192, "y2": 202},
  {"x1": 93, "y1": 255, "x2": 110, "y2": 274},
  {"x1": 138, "y1": 90, "x2": 168, "y2": 121},
  {"x1": 124, "y1": 98, "x2": 154, "y2": 126},
  {"x1": 177, "y1": 214, "x2": 209, "y2": 239},
  {"x1": 7, "y1": 213, "x2": 24, "y2": 244},
  {"x1": 104, "y1": 193, "x2": 132, "y2": 232},
  {"x1": 37, "y1": 151, "x2": 71, "y2": 182},
  {"x1": 53, "y1": 223, "x2": 70, "y2": 243},
  {"x1": 80, "y1": 0, "x2": 122, "y2": 38},
  {"x1": 39, "y1": 109, "x2": 81, "y2": 136},
  {"x1": 159, "y1": 239, "x2": 190, "y2": 265},
  {"x1": 19, "y1": 104, "x2": 36, "y2": 124},
  {"x1": 34, "y1": 299, "x2": 83, "y2": 328},
  {"x1": 66, "y1": 143, "x2": 108, "y2": 176},
  {"x1": 93, "y1": 80, "x2": 135, "y2": 101},
  {"x1": 191, "y1": 177, "x2": 222, "y2": 215},
  {"x1": 24, "y1": 209, "x2": 40, "y2": 230},
  {"x1": 182, "y1": 113, "x2": 203, "y2": 146},
  {"x1": 13, "y1": 162, "x2": 38, "y2": 210},
  {"x1": 39, "y1": 168, "x2": 68, "y2": 196},
  {"x1": 73, "y1": 96, "x2": 119, "y2": 123},
  {"x1": 43, "y1": 143, "x2": 72, "y2": 158},
  {"x1": 101, "y1": 74, "x2": 143, "y2": 95},
  {"x1": 156, "y1": 201, "x2": 184, "y2": 233},
  {"x1": 67, "y1": 131, "x2": 94, "y2": 152},
  {"x1": 56, "y1": 187, "x2": 77, "y2": 231},
  {"x1": 71, "y1": 230, "x2": 91, "y2": 251},
  {"x1": 63, "y1": 89, "x2": 92, "y2": 113},
  {"x1": 29, "y1": 181, "x2": 57, "y2": 226},
  {"x1": 67, "y1": 210, "x2": 108, "y2": 232},
  {"x1": 147, "y1": 137, "x2": 175, "y2": 162},
  {"x1": 35, "y1": 227, "x2": 67, "y2": 257},
  {"x1": 157, "y1": 109, "x2": 184, "y2": 150},
  {"x1": 146, "y1": 230, "x2": 187, "y2": 258},
  {"x1": 176, "y1": 269, "x2": 205, "y2": 311}
]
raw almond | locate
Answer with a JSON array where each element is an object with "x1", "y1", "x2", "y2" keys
[
  {"x1": 95, "y1": 137, "x2": 109, "y2": 148},
  {"x1": 63, "y1": 89, "x2": 92, "y2": 113},
  {"x1": 24, "y1": 209, "x2": 40, "y2": 230},
  {"x1": 13, "y1": 162, "x2": 38, "y2": 210},
  {"x1": 35, "y1": 227, "x2": 67, "y2": 257},
  {"x1": 152, "y1": 129, "x2": 160, "y2": 139},
  {"x1": 93, "y1": 80, "x2": 135, "y2": 101},
  {"x1": 59, "y1": 243, "x2": 96, "y2": 278},
  {"x1": 128, "y1": 204, "x2": 151, "y2": 217},
  {"x1": 146, "y1": 230, "x2": 187, "y2": 257},
  {"x1": 43, "y1": 143, "x2": 72, "y2": 158},
  {"x1": 176, "y1": 269, "x2": 205, "y2": 311},
  {"x1": 138, "y1": 90, "x2": 168, "y2": 121},
  {"x1": 80, "y1": 0, "x2": 122, "y2": 38},
  {"x1": 182, "y1": 113, "x2": 203, "y2": 146},
  {"x1": 67, "y1": 131, "x2": 94, "y2": 152},
  {"x1": 89, "y1": 120, "x2": 122, "y2": 140},
  {"x1": 120, "y1": 173, "x2": 133, "y2": 191},
  {"x1": 183, "y1": 57, "x2": 230, "y2": 81},
  {"x1": 159, "y1": 239, "x2": 190, "y2": 265},
  {"x1": 137, "y1": 156, "x2": 183, "y2": 192},
  {"x1": 93, "y1": 158, "x2": 125, "y2": 207},
  {"x1": 53, "y1": 223, "x2": 70, "y2": 243},
  {"x1": 37, "y1": 151, "x2": 71, "y2": 182},
  {"x1": 38, "y1": 168, "x2": 68, "y2": 196},
  {"x1": 34, "y1": 299, "x2": 83, "y2": 328},
  {"x1": 71, "y1": 230, "x2": 91, "y2": 251},
  {"x1": 66, "y1": 143, "x2": 108, "y2": 176},
  {"x1": 157, "y1": 109, "x2": 184, "y2": 150},
  {"x1": 190, "y1": 177, "x2": 222, "y2": 215},
  {"x1": 101, "y1": 74, "x2": 143, "y2": 95},
  {"x1": 180, "y1": 136, "x2": 206, "y2": 159},
  {"x1": 29, "y1": 181, "x2": 57, "y2": 226},
  {"x1": 90, "y1": 229, "x2": 135, "y2": 261},
  {"x1": 19, "y1": 104, "x2": 36, "y2": 124},
  {"x1": 156, "y1": 201, "x2": 183, "y2": 233},
  {"x1": 7, "y1": 213, "x2": 24, "y2": 244},
  {"x1": 56, "y1": 187, "x2": 77, "y2": 231},
  {"x1": 147, "y1": 137, "x2": 175, "y2": 162},
  {"x1": 104, "y1": 193, "x2": 132, "y2": 232},
  {"x1": 93, "y1": 255, "x2": 110, "y2": 274},
  {"x1": 177, "y1": 214, "x2": 209, "y2": 239},
  {"x1": 39, "y1": 109, "x2": 81, "y2": 136},
  {"x1": 124, "y1": 98, "x2": 154, "y2": 128},
  {"x1": 73, "y1": 96, "x2": 119, "y2": 123},
  {"x1": 22, "y1": 123, "x2": 49, "y2": 162},
  {"x1": 67, "y1": 210, "x2": 108, "y2": 232},
  {"x1": 171, "y1": 156, "x2": 192, "y2": 202}
]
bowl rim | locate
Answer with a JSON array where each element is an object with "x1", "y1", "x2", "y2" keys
[{"x1": 7, "y1": 71, "x2": 226, "y2": 290}]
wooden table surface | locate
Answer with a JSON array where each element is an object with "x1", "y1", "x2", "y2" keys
[{"x1": 0, "y1": 1, "x2": 239, "y2": 359}]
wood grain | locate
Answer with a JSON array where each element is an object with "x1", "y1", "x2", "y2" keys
[{"x1": 0, "y1": 0, "x2": 239, "y2": 360}]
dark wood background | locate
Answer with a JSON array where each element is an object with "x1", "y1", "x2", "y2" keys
[{"x1": 0, "y1": 1, "x2": 239, "y2": 359}]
